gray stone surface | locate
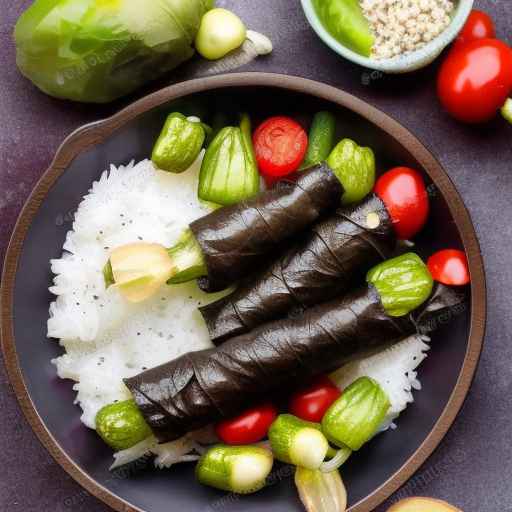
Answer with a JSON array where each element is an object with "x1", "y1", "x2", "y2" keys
[{"x1": 1, "y1": 0, "x2": 511, "y2": 510}]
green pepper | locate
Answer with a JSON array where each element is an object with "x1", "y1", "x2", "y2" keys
[
  {"x1": 327, "y1": 138, "x2": 375, "y2": 205},
  {"x1": 198, "y1": 113, "x2": 260, "y2": 206},
  {"x1": 152, "y1": 113, "x2": 207, "y2": 174},
  {"x1": 95, "y1": 399, "x2": 152, "y2": 451},
  {"x1": 312, "y1": 0, "x2": 374, "y2": 57},
  {"x1": 196, "y1": 445, "x2": 273, "y2": 494},
  {"x1": 301, "y1": 111, "x2": 337, "y2": 169},
  {"x1": 321, "y1": 377, "x2": 390, "y2": 451},
  {"x1": 367, "y1": 252, "x2": 434, "y2": 317}
]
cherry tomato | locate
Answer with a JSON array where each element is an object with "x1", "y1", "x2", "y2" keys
[
  {"x1": 253, "y1": 116, "x2": 308, "y2": 183},
  {"x1": 289, "y1": 375, "x2": 341, "y2": 423},
  {"x1": 438, "y1": 38, "x2": 512, "y2": 123},
  {"x1": 427, "y1": 249, "x2": 470, "y2": 286},
  {"x1": 215, "y1": 402, "x2": 278, "y2": 445},
  {"x1": 453, "y1": 9, "x2": 495, "y2": 50},
  {"x1": 374, "y1": 167, "x2": 429, "y2": 240}
]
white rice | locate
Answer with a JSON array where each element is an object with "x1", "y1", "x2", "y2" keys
[{"x1": 48, "y1": 157, "x2": 431, "y2": 469}]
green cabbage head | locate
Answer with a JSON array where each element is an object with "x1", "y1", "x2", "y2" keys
[{"x1": 14, "y1": 0, "x2": 214, "y2": 103}]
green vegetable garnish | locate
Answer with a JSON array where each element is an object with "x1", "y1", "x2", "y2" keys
[
  {"x1": 96, "y1": 400, "x2": 152, "y2": 451},
  {"x1": 14, "y1": 0, "x2": 214, "y2": 103},
  {"x1": 301, "y1": 112, "x2": 337, "y2": 169},
  {"x1": 367, "y1": 252, "x2": 434, "y2": 317},
  {"x1": 312, "y1": 0, "x2": 374, "y2": 57},
  {"x1": 195, "y1": 8, "x2": 247, "y2": 60},
  {"x1": 269, "y1": 414, "x2": 329, "y2": 470},
  {"x1": 198, "y1": 113, "x2": 260, "y2": 206},
  {"x1": 327, "y1": 138, "x2": 375, "y2": 204},
  {"x1": 167, "y1": 228, "x2": 207, "y2": 284},
  {"x1": 152, "y1": 113, "x2": 208, "y2": 173},
  {"x1": 321, "y1": 377, "x2": 389, "y2": 452},
  {"x1": 196, "y1": 445, "x2": 273, "y2": 494}
]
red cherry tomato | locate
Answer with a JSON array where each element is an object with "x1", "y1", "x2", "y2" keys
[
  {"x1": 253, "y1": 116, "x2": 308, "y2": 183},
  {"x1": 289, "y1": 376, "x2": 342, "y2": 423},
  {"x1": 427, "y1": 250, "x2": 470, "y2": 286},
  {"x1": 438, "y1": 38, "x2": 512, "y2": 123},
  {"x1": 215, "y1": 403, "x2": 278, "y2": 445},
  {"x1": 453, "y1": 10, "x2": 495, "y2": 50},
  {"x1": 374, "y1": 167, "x2": 429, "y2": 240}
]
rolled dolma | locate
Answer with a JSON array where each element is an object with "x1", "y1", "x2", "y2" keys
[
  {"x1": 200, "y1": 194, "x2": 395, "y2": 344},
  {"x1": 124, "y1": 282, "x2": 463, "y2": 443},
  {"x1": 190, "y1": 162, "x2": 344, "y2": 292}
]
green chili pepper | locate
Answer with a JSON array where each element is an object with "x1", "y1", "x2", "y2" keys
[
  {"x1": 301, "y1": 112, "x2": 337, "y2": 169},
  {"x1": 269, "y1": 414, "x2": 329, "y2": 470},
  {"x1": 198, "y1": 113, "x2": 260, "y2": 206},
  {"x1": 312, "y1": 0, "x2": 374, "y2": 57},
  {"x1": 196, "y1": 445, "x2": 273, "y2": 494},
  {"x1": 327, "y1": 138, "x2": 375, "y2": 205},
  {"x1": 321, "y1": 377, "x2": 390, "y2": 451},
  {"x1": 152, "y1": 113, "x2": 207, "y2": 174},
  {"x1": 367, "y1": 252, "x2": 434, "y2": 317},
  {"x1": 95, "y1": 400, "x2": 152, "y2": 451}
]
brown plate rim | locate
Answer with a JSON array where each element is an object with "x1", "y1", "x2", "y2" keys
[{"x1": 0, "y1": 72, "x2": 486, "y2": 512}]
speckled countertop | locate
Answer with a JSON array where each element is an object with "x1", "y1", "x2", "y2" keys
[{"x1": 1, "y1": 1, "x2": 512, "y2": 511}]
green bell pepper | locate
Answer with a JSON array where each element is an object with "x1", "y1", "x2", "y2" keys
[
  {"x1": 367, "y1": 252, "x2": 434, "y2": 317},
  {"x1": 327, "y1": 138, "x2": 376, "y2": 204},
  {"x1": 95, "y1": 399, "x2": 152, "y2": 451},
  {"x1": 321, "y1": 377, "x2": 390, "y2": 451},
  {"x1": 198, "y1": 113, "x2": 260, "y2": 206},
  {"x1": 152, "y1": 113, "x2": 208, "y2": 173}
]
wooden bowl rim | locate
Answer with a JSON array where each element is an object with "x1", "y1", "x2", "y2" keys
[{"x1": 0, "y1": 72, "x2": 486, "y2": 512}]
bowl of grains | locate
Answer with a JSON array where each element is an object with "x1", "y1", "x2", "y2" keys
[{"x1": 301, "y1": 0, "x2": 474, "y2": 73}]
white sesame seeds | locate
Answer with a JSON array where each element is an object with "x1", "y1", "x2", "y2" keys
[{"x1": 360, "y1": 0, "x2": 455, "y2": 59}]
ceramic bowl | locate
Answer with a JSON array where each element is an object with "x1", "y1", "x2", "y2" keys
[
  {"x1": 1, "y1": 73, "x2": 485, "y2": 512},
  {"x1": 300, "y1": 0, "x2": 474, "y2": 73}
]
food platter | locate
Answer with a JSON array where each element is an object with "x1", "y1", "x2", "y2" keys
[{"x1": 0, "y1": 72, "x2": 485, "y2": 512}]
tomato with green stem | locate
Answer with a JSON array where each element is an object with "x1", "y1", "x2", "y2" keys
[{"x1": 438, "y1": 38, "x2": 512, "y2": 123}]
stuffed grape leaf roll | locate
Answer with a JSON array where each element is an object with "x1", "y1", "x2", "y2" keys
[
  {"x1": 200, "y1": 194, "x2": 395, "y2": 344},
  {"x1": 190, "y1": 162, "x2": 344, "y2": 292},
  {"x1": 125, "y1": 283, "x2": 463, "y2": 443}
]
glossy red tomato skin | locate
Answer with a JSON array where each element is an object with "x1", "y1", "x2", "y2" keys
[
  {"x1": 427, "y1": 250, "x2": 470, "y2": 286},
  {"x1": 438, "y1": 38, "x2": 512, "y2": 123},
  {"x1": 374, "y1": 167, "x2": 429, "y2": 240},
  {"x1": 215, "y1": 403, "x2": 278, "y2": 445},
  {"x1": 453, "y1": 9, "x2": 495, "y2": 50},
  {"x1": 253, "y1": 116, "x2": 308, "y2": 182},
  {"x1": 289, "y1": 376, "x2": 342, "y2": 423}
]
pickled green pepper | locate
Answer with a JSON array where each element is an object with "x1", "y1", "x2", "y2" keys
[
  {"x1": 327, "y1": 138, "x2": 375, "y2": 204},
  {"x1": 198, "y1": 113, "x2": 260, "y2": 206},
  {"x1": 322, "y1": 377, "x2": 390, "y2": 453},
  {"x1": 152, "y1": 113, "x2": 208, "y2": 174},
  {"x1": 367, "y1": 252, "x2": 434, "y2": 317}
]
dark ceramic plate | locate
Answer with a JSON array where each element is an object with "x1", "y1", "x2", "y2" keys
[{"x1": 1, "y1": 73, "x2": 485, "y2": 512}]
